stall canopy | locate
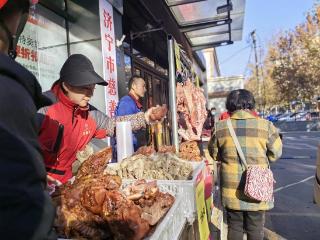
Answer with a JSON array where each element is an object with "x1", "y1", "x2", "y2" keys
[{"x1": 164, "y1": 0, "x2": 245, "y2": 51}]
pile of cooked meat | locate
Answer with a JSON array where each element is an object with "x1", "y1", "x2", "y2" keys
[
  {"x1": 104, "y1": 152, "x2": 194, "y2": 180},
  {"x1": 132, "y1": 145, "x2": 176, "y2": 156},
  {"x1": 52, "y1": 147, "x2": 175, "y2": 240},
  {"x1": 133, "y1": 143, "x2": 202, "y2": 162},
  {"x1": 179, "y1": 141, "x2": 202, "y2": 161}
]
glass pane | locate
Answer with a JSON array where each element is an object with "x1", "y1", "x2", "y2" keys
[
  {"x1": 68, "y1": 0, "x2": 101, "y2": 42},
  {"x1": 40, "y1": 0, "x2": 65, "y2": 11},
  {"x1": 138, "y1": 56, "x2": 155, "y2": 67},
  {"x1": 152, "y1": 78, "x2": 161, "y2": 106},
  {"x1": 165, "y1": 0, "x2": 184, "y2": 4},
  {"x1": 170, "y1": 0, "x2": 227, "y2": 25},
  {"x1": 230, "y1": 29, "x2": 243, "y2": 41},
  {"x1": 165, "y1": 0, "x2": 207, "y2": 5},
  {"x1": 186, "y1": 25, "x2": 229, "y2": 38},
  {"x1": 186, "y1": 23, "x2": 243, "y2": 45},
  {"x1": 135, "y1": 68, "x2": 141, "y2": 76},
  {"x1": 189, "y1": 33, "x2": 229, "y2": 45},
  {"x1": 155, "y1": 65, "x2": 168, "y2": 76},
  {"x1": 176, "y1": 0, "x2": 245, "y2": 46},
  {"x1": 230, "y1": 12, "x2": 245, "y2": 30},
  {"x1": 169, "y1": 0, "x2": 245, "y2": 29},
  {"x1": 16, "y1": 4, "x2": 68, "y2": 91}
]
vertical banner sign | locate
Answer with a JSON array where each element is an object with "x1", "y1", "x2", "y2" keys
[
  {"x1": 99, "y1": 0, "x2": 119, "y2": 117},
  {"x1": 196, "y1": 169, "x2": 210, "y2": 240}
]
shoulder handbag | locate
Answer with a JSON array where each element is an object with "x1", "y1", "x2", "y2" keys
[{"x1": 226, "y1": 119, "x2": 275, "y2": 202}]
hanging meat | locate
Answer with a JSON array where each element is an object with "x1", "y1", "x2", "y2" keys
[{"x1": 176, "y1": 79, "x2": 207, "y2": 141}]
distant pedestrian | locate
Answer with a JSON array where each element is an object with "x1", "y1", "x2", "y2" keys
[
  {"x1": 209, "y1": 89, "x2": 282, "y2": 240},
  {"x1": 209, "y1": 107, "x2": 216, "y2": 128},
  {"x1": 203, "y1": 108, "x2": 212, "y2": 130}
]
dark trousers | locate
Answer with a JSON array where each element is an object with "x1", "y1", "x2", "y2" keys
[{"x1": 226, "y1": 209, "x2": 265, "y2": 240}]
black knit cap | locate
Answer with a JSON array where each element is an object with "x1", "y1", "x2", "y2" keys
[{"x1": 59, "y1": 54, "x2": 108, "y2": 86}]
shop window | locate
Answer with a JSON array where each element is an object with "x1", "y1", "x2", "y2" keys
[
  {"x1": 134, "y1": 68, "x2": 141, "y2": 76},
  {"x1": 68, "y1": 0, "x2": 101, "y2": 43},
  {"x1": 123, "y1": 41, "x2": 130, "y2": 50},
  {"x1": 124, "y1": 54, "x2": 132, "y2": 91},
  {"x1": 16, "y1": 4, "x2": 68, "y2": 91},
  {"x1": 139, "y1": 56, "x2": 155, "y2": 68},
  {"x1": 152, "y1": 78, "x2": 161, "y2": 106},
  {"x1": 155, "y1": 64, "x2": 168, "y2": 76},
  {"x1": 40, "y1": 0, "x2": 65, "y2": 11}
]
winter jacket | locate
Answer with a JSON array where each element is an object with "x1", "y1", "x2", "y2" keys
[
  {"x1": 115, "y1": 93, "x2": 143, "y2": 150},
  {"x1": 38, "y1": 84, "x2": 146, "y2": 183},
  {"x1": 0, "y1": 53, "x2": 55, "y2": 239},
  {"x1": 209, "y1": 110, "x2": 282, "y2": 211}
]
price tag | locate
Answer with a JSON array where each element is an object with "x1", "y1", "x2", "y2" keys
[
  {"x1": 174, "y1": 40, "x2": 182, "y2": 72},
  {"x1": 196, "y1": 170, "x2": 210, "y2": 240},
  {"x1": 195, "y1": 75, "x2": 200, "y2": 87}
]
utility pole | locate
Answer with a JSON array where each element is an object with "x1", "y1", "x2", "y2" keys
[{"x1": 250, "y1": 30, "x2": 261, "y2": 111}]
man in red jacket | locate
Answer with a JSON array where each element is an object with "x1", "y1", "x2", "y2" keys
[{"x1": 38, "y1": 54, "x2": 166, "y2": 184}]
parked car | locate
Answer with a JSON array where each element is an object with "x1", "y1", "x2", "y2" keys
[
  {"x1": 310, "y1": 111, "x2": 320, "y2": 120},
  {"x1": 277, "y1": 112, "x2": 293, "y2": 121},
  {"x1": 286, "y1": 111, "x2": 319, "y2": 121},
  {"x1": 287, "y1": 111, "x2": 309, "y2": 121},
  {"x1": 266, "y1": 113, "x2": 284, "y2": 122}
]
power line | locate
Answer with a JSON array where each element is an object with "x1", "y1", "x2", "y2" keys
[
  {"x1": 255, "y1": 31, "x2": 268, "y2": 113},
  {"x1": 220, "y1": 45, "x2": 251, "y2": 65},
  {"x1": 243, "y1": 45, "x2": 253, "y2": 77}
]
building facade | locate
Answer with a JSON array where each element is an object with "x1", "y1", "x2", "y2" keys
[{"x1": 17, "y1": 0, "x2": 213, "y2": 146}]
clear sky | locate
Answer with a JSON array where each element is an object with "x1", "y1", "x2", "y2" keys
[{"x1": 216, "y1": 0, "x2": 315, "y2": 77}]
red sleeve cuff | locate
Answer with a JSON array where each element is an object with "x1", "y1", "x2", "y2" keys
[{"x1": 94, "y1": 129, "x2": 107, "y2": 139}]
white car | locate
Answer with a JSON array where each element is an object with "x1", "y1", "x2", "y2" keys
[
  {"x1": 277, "y1": 112, "x2": 292, "y2": 121},
  {"x1": 287, "y1": 112, "x2": 308, "y2": 121}
]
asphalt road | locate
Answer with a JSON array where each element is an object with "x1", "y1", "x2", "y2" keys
[{"x1": 265, "y1": 131, "x2": 320, "y2": 240}]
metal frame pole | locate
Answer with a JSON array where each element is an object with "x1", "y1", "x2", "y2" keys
[
  {"x1": 251, "y1": 30, "x2": 261, "y2": 111},
  {"x1": 167, "y1": 35, "x2": 179, "y2": 152}
]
